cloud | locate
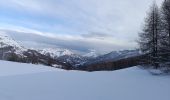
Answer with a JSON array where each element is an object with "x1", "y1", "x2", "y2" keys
[
  {"x1": 0, "y1": 0, "x2": 164, "y2": 53},
  {"x1": 82, "y1": 32, "x2": 114, "y2": 39},
  {"x1": 0, "y1": 29, "x2": 137, "y2": 54},
  {"x1": 0, "y1": 0, "x2": 163, "y2": 35}
]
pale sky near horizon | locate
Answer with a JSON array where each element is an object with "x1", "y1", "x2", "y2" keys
[{"x1": 0, "y1": 0, "x2": 164, "y2": 54}]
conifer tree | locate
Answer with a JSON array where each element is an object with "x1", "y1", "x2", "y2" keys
[
  {"x1": 139, "y1": 2, "x2": 161, "y2": 68},
  {"x1": 160, "y1": 0, "x2": 170, "y2": 67}
]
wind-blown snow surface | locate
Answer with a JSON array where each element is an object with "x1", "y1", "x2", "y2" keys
[
  {"x1": 0, "y1": 61, "x2": 61, "y2": 76},
  {"x1": 0, "y1": 61, "x2": 169, "y2": 100}
]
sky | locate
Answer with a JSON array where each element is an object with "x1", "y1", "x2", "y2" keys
[{"x1": 0, "y1": 0, "x2": 164, "y2": 54}]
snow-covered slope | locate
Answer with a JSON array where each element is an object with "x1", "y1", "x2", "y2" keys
[
  {"x1": 37, "y1": 48, "x2": 74, "y2": 58},
  {"x1": 89, "y1": 49, "x2": 141, "y2": 63},
  {"x1": 0, "y1": 60, "x2": 62, "y2": 76},
  {"x1": 0, "y1": 60, "x2": 169, "y2": 100},
  {"x1": 0, "y1": 32, "x2": 26, "y2": 55},
  {"x1": 56, "y1": 54, "x2": 90, "y2": 67},
  {"x1": 101, "y1": 49, "x2": 141, "y2": 60},
  {"x1": 0, "y1": 32, "x2": 24, "y2": 50},
  {"x1": 83, "y1": 49, "x2": 99, "y2": 58}
]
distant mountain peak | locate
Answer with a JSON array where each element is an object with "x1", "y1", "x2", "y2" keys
[
  {"x1": 0, "y1": 32, "x2": 27, "y2": 53},
  {"x1": 37, "y1": 48, "x2": 74, "y2": 58},
  {"x1": 83, "y1": 49, "x2": 99, "y2": 58}
]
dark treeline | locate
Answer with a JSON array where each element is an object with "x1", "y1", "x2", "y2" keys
[
  {"x1": 74, "y1": 55, "x2": 147, "y2": 72},
  {"x1": 138, "y1": 0, "x2": 170, "y2": 71}
]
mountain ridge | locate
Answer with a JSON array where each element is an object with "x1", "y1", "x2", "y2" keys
[{"x1": 0, "y1": 32, "x2": 142, "y2": 71}]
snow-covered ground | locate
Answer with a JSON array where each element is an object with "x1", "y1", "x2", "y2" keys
[
  {"x1": 0, "y1": 60, "x2": 169, "y2": 100},
  {"x1": 0, "y1": 61, "x2": 62, "y2": 76}
]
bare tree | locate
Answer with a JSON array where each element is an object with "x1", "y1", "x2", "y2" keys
[
  {"x1": 160, "y1": 0, "x2": 170, "y2": 67},
  {"x1": 138, "y1": 2, "x2": 161, "y2": 68}
]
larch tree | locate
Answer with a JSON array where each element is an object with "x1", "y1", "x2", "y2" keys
[
  {"x1": 160, "y1": 0, "x2": 170, "y2": 67},
  {"x1": 138, "y1": 2, "x2": 161, "y2": 68}
]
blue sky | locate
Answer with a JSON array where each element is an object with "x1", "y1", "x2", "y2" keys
[{"x1": 0, "y1": 0, "x2": 163, "y2": 54}]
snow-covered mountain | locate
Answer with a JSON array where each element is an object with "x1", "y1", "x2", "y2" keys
[
  {"x1": 0, "y1": 32, "x2": 85, "y2": 68},
  {"x1": 83, "y1": 49, "x2": 99, "y2": 58},
  {"x1": 0, "y1": 32, "x2": 143, "y2": 69},
  {"x1": 0, "y1": 32, "x2": 22, "y2": 49},
  {"x1": 56, "y1": 54, "x2": 92, "y2": 67},
  {"x1": 0, "y1": 32, "x2": 63, "y2": 66},
  {"x1": 0, "y1": 32, "x2": 27, "y2": 59},
  {"x1": 0, "y1": 31, "x2": 27, "y2": 51},
  {"x1": 98, "y1": 49, "x2": 140, "y2": 61},
  {"x1": 84, "y1": 49, "x2": 141, "y2": 66},
  {"x1": 37, "y1": 48, "x2": 74, "y2": 58},
  {"x1": 106, "y1": 50, "x2": 140, "y2": 59}
]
